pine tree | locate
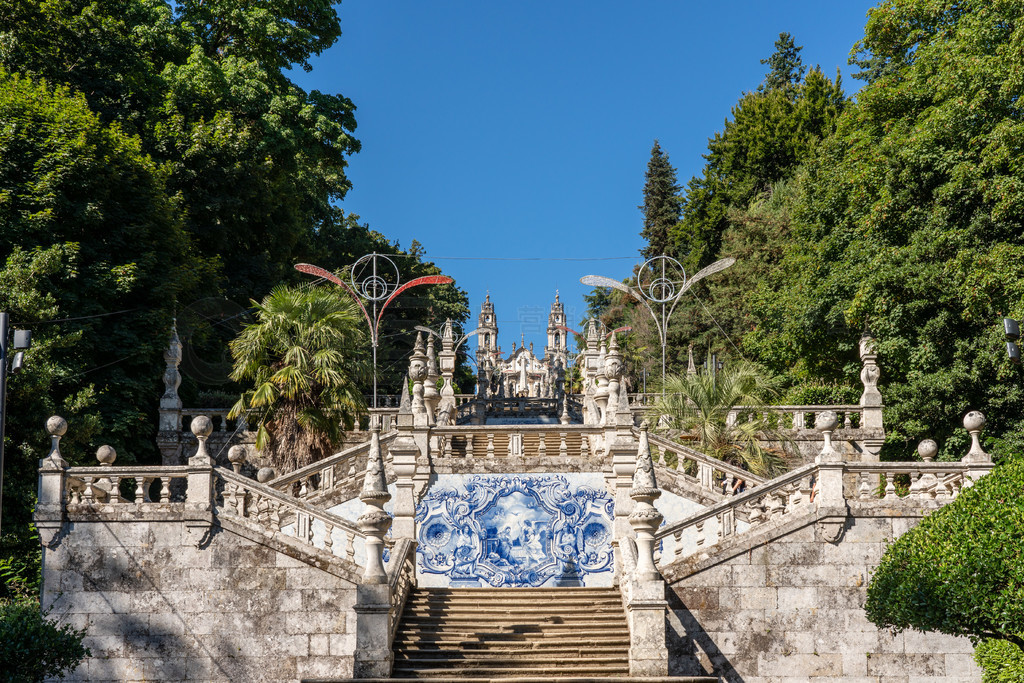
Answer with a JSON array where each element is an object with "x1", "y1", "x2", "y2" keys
[
  {"x1": 758, "y1": 32, "x2": 806, "y2": 93},
  {"x1": 639, "y1": 140, "x2": 682, "y2": 259}
]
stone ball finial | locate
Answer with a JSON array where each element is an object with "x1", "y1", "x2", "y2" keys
[
  {"x1": 95, "y1": 445, "x2": 117, "y2": 466},
  {"x1": 814, "y1": 410, "x2": 838, "y2": 432},
  {"x1": 46, "y1": 415, "x2": 68, "y2": 437},
  {"x1": 917, "y1": 439, "x2": 938, "y2": 462},
  {"x1": 963, "y1": 410, "x2": 986, "y2": 433},
  {"x1": 191, "y1": 415, "x2": 213, "y2": 438},
  {"x1": 257, "y1": 467, "x2": 275, "y2": 484},
  {"x1": 228, "y1": 445, "x2": 247, "y2": 471}
]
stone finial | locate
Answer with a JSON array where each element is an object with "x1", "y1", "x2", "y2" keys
[
  {"x1": 917, "y1": 439, "x2": 938, "y2": 463},
  {"x1": 95, "y1": 445, "x2": 117, "y2": 466},
  {"x1": 859, "y1": 333, "x2": 882, "y2": 407},
  {"x1": 190, "y1": 415, "x2": 213, "y2": 465},
  {"x1": 256, "y1": 467, "x2": 275, "y2": 483},
  {"x1": 358, "y1": 427, "x2": 393, "y2": 583},
  {"x1": 162, "y1": 322, "x2": 182, "y2": 400},
  {"x1": 409, "y1": 333, "x2": 428, "y2": 417},
  {"x1": 228, "y1": 445, "x2": 247, "y2": 473},
  {"x1": 629, "y1": 422, "x2": 664, "y2": 583},
  {"x1": 560, "y1": 392, "x2": 571, "y2": 425},
  {"x1": 814, "y1": 410, "x2": 841, "y2": 463},
  {"x1": 687, "y1": 344, "x2": 697, "y2": 376},
  {"x1": 963, "y1": 410, "x2": 990, "y2": 463},
  {"x1": 398, "y1": 374, "x2": 412, "y2": 414},
  {"x1": 44, "y1": 416, "x2": 68, "y2": 468}
]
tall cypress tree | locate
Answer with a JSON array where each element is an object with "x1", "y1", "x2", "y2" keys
[{"x1": 639, "y1": 140, "x2": 682, "y2": 259}]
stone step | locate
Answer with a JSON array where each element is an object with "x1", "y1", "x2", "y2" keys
[
  {"x1": 389, "y1": 666, "x2": 631, "y2": 678},
  {"x1": 394, "y1": 635, "x2": 630, "y2": 647},
  {"x1": 405, "y1": 597, "x2": 623, "y2": 608},
  {"x1": 399, "y1": 613, "x2": 627, "y2": 624},
  {"x1": 394, "y1": 656, "x2": 627, "y2": 667},
  {"x1": 307, "y1": 677, "x2": 718, "y2": 682},
  {"x1": 394, "y1": 645, "x2": 628, "y2": 656}
]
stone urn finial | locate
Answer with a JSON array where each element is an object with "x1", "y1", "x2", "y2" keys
[
  {"x1": 44, "y1": 416, "x2": 68, "y2": 468},
  {"x1": 814, "y1": 410, "x2": 840, "y2": 463},
  {"x1": 95, "y1": 445, "x2": 117, "y2": 466},
  {"x1": 257, "y1": 467, "x2": 275, "y2": 484},
  {"x1": 228, "y1": 445, "x2": 247, "y2": 473},
  {"x1": 962, "y1": 411, "x2": 990, "y2": 463},
  {"x1": 629, "y1": 422, "x2": 664, "y2": 583},
  {"x1": 358, "y1": 426, "x2": 393, "y2": 583},
  {"x1": 917, "y1": 439, "x2": 938, "y2": 463},
  {"x1": 190, "y1": 415, "x2": 213, "y2": 465}
]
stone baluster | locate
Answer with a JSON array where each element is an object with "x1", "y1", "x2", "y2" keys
[
  {"x1": 915, "y1": 439, "x2": 938, "y2": 498},
  {"x1": 96, "y1": 444, "x2": 118, "y2": 503},
  {"x1": 185, "y1": 415, "x2": 215, "y2": 536},
  {"x1": 354, "y1": 423, "x2": 395, "y2": 678},
  {"x1": 625, "y1": 422, "x2": 668, "y2": 676},
  {"x1": 409, "y1": 333, "x2": 429, "y2": 426},
  {"x1": 424, "y1": 335, "x2": 440, "y2": 425}
]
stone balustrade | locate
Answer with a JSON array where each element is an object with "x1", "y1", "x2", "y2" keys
[
  {"x1": 642, "y1": 429, "x2": 766, "y2": 495},
  {"x1": 65, "y1": 465, "x2": 190, "y2": 506},
  {"x1": 268, "y1": 433, "x2": 397, "y2": 504},
  {"x1": 387, "y1": 539, "x2": 418, "y2": 642},
  {"x1": 725, "y1": 404, "x2": 867, "y2": 431},
  {"x1": 430, "y1": 424, "x2": 606, "y2": 459},
  {"x1": 219, "y1": 468, "x2": 373, "y2": 566}
]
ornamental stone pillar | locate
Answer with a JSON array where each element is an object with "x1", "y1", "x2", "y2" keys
[
  {"x1": 185, "y1": 416, "x2": 215, "y2": 537},
  {"x1": 157, "y1": 324, "x2": 184, "y2": 465},
  {"x1": 409, "y1": 332, "x2": 429, "y2": 428},
  {"x1": 962, "y1": 411, "x2": 993, "y2": 484},
  {"x1": 424, "y1": 335, "x2": 440, "y2": 425},
  {"x1": 858, "y1": 333, "x2": 885, "y2": 462},
  {"x1": 35, "y1": 416, "x2": 69, "y2": 548}
]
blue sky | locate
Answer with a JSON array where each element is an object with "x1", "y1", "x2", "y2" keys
[{"x1": 292, "y1": 1, "x2": 877, "y2": 353}]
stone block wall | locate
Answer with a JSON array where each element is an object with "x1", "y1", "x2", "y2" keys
[
  {"x1": 665, "y1": 508, "x2": 980, "y2": 682},
  {"x1": 42, "y1": 518, "x2": 358, "y2": 682}
]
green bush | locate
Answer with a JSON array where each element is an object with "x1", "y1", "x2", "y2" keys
[
  {"x1": 976, "y1": 639, "x2": 1024, "y2": 683},
  {"x1": 0, "y1": 599, "x2": 89, "y2": 682}
]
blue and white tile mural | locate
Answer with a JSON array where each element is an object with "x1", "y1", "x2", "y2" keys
[{"x1": 415, "y1": 474, "x2": 615, "y2": 588}]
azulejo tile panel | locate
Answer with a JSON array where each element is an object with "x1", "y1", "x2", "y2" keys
[{"x1": 415, "y1": 473, "x2": 615, "y2": 587}]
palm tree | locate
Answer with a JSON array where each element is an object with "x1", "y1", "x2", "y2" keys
[
  {"x1": 228, "y1": 284, "x2": 370, "y2": 473},
  {"x1": 650, "y1": 358, "x2": 791, "y2": 478}
]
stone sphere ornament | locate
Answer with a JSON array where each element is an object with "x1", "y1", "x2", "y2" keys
[
  {"x1": 963, "y1": 410, "x2": 986, "y2": 433},
  {"x1": 814, "y1": 410, "x2": 839, "y2": 432},
  {"x1": 917, "y1": 439, "x2": 938, "y2": 462},
  {"x1": 191, "y1": 415, "x2": 213, "y2": 438},
  {"x1": 46, "y1": 415, "x2": 68, "y2": 437},
  {"x1": 95, "y1": 445, "x2": 117, "y2": 466},
  {"x1": 257, "y1": 467, "x2": 276, "y2": 484},
  {"x1": 228, "y1": 445, "x2": 247, "y2": 472}
]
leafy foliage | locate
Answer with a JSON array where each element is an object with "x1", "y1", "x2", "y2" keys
[
  {"x1": 865, "y1": 455, "x2": 1024, "y2": 650},
  {"x1": 229, "y1": 284, "x2": 371, "y2": 472},
  {"x1": 974, "y1": 639, "x2": 1024, "y2": 683},
  {"x1": 649, "y1": 359, "x2": 790, "y2": 477},
  {"x1": 758, "y1": 32, "x2": 806, "y2": 93},
  {"x1": 0, "y1": 598, "x2": 89, "y2": 682}
]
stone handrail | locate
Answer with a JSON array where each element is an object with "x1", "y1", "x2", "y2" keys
[
  {"x1": 726, "y1": 405, "x2": 867, "y2": 431},
  {"x1": 218, "y1": 468, "x2": 371, "y2": 566},
  {"x1": 268, "y1": 433, "x2": 398, "y2": 502},
  {"x1": 386, "y1": 539, "x2": 417, "y2": 643},
  {"x1": 430, "y1": 424, "x2": 606, "y2": 458},
  {"x1": 65, "y1": 466, "x2": 190, "y2": 505},
  {"x1": 655, "y1": 462, "x2": 818, "y2": 564},
  {"x1": 844, "y1": 461, "x2": 992, "y2": 501},
  {"x1": 641, "y1": 430, "x2": 766, "y2": 494},
  {"x1": 181, "y1": 408, "x2": 245, "y2": 433}
]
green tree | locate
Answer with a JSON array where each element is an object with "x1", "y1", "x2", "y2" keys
[
  {"x1": 228, "y1": 284, "x2": 371, "y2": 472},
  {"x1": 865, "y1": 455, "x2": 1024, "y2": 662},
  {"x1": 749, "y1": 0, "x2": 1024, "y2": 455},
  {"x1": 758, "y1": 32, "x2": 806, "y2": 93},
  {"x1": 639, "y1": 140, "x2": 682, "y2": 259},
  {"x1": 0, "y1": 598, "x2": 89, "y2": 682},
  {"x1": 649, "y1": 359, "x2": 790, "y2": 477}
]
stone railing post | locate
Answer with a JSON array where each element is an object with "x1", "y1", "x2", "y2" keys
[
  {"x1": 35, "y1": 416, "x2": 69, "y2": 548},
  {"x1": 962, "y1": 411, "x2": 992, "y2": 484},
  {"x1": 858, "y1": 333, "x2": 885, "y2": 462},
  {"x1": 185, "y1": 416, "x2": 215, "y2": 537},
  {"x1": 814, "y1": 411, "x2": 847, "y2": 542},
  {"x1": 354, "y1": 423, "x2": 394, "y2": 678},
  {"x1": 625, "y1": 423, "x2": 668, "y2": 676}
]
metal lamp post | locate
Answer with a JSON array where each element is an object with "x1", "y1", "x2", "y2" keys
[
  {"x1": 1005, "y1": 318, "x2": 1021, "y2": 364},
  {"x1": 581, "y1": 255, "x2": 735, "y2": 394},
  {"x1": 0, "y1": 313, "x2": 32, "y2": 534},
  {"x1": 296, "y1": 256, "x2": 453, "y2": 409}
]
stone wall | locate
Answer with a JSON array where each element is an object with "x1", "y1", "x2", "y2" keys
[
  {"x1": 664, "y1": 504, "x2": 980, "y2": 682},
  {"x1": 42, "y1": 517, "x2": 358, "y2": 682}
]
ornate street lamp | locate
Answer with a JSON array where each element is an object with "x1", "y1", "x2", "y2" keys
[
  {"x1": 296, "y1": 255, "x2": 453, "y2": 408},
  {"x1": 581, "y1": 255, "x2": 735, "y2": 394}
]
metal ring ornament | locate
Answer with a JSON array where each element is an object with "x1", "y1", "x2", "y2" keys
[
  {"x1": 351, "y1": 253, "x2": 400, "y2": 302},
  {"x1": 637, "y1": 256, "x2": 687, "y2": 304}
]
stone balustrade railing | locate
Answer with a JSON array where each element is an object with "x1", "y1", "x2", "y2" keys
[
  {"x1": 387, "y1": 539, "x2": 417, "y2": 642},
  {"x1": 181, "y1": 408, "x2": 244, "y2": 433},
  {"x1": 268, "y1": 434, "x2": 397, "y2": 503},
  {"x1": 218, "y1": 469, "x2": 373, "y2": 566},
  {"x1": 65, "y1": 466, "x2": 190, "y2": 506},
  {"x1": 430, "y1": 424, "x2": 606, "y2": 459},
  {"x1": 653, "y1": 459, "x2": 995, "y2": 565},
  {"x1": 725, "y1": 405, "x2": 867, "y2": 432},
  {"x1": 478, "y1": 397, "x2": 561, "y2": 418},
  {"x1": 641, "y1": 430, "x2": 766, "y2": 495}
]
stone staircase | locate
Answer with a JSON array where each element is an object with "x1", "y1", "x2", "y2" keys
[{"x1": 392, "y1": 587, "x2": 631, "y2": 678}]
